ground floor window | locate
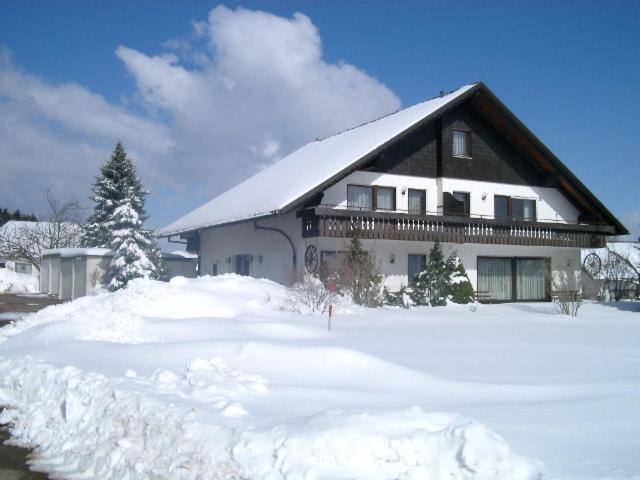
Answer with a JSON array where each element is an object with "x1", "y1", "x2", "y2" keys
[
  {"x1": 478, "y1": 257, "x2": 549, "y2": 302},
  {"x1": 407, "y1": 254, "x2": 426, "y2": 284},
  {"x1": 15, "y1": 262, "x2": 32, "y2": 275},
  {"x1": 211, "y1": 263, "x2": 218, "y2": 276}
]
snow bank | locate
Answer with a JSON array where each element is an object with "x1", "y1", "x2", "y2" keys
[
  {"x1": 0, "y1": 275, "x2": 544, "y2": 478},
  {"x1": 0, "y1": 274, "x2": 294, "y2": 342},
  {"x1": 0, "y1": 268, "x2": 38, "y2": 293},
  {"x1": 0, "y1": 356, "x2": 540, "y2": 480}
]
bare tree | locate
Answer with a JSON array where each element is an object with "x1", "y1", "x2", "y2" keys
[
  {"x1": 0, "y1": 188, "x2": 84, "y2": 272},
  {"x1": 546, "y1": 259, "x2": 585, "y2": 317},
  {"x1": 281, "y1": 272, "x2": 336, "y2": 314},
  {"x1": 602, "y1": 249, "x2": 637, "y2": 301}
]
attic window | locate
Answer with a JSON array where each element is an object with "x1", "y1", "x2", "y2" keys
[{"x1": 453, "y1": 129, "x2": 471, "y2": 158}]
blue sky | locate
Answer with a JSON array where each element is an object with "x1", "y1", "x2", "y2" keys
[{"x1": 1, "y1": 1, "x2": 639, "y2": 235}]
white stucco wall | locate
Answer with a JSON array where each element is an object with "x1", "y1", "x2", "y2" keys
[
  {"x1": 305, "y1": 236, "x2": 581, "y2": 292},
  {"x1": 199, "y1": 211, "x2": 304, "y2": 285},
  {"x1": 439, "y1": 178, "x2": 580, "y2": 223},
  {"x1": 322, "y1": 170, "x2": 580, "y2": 223},
  {"x1": 164, "y1": 258, "x2": 198, "y2": 278},
  {"x1": 323, "y1": 171, "x2": 439, "y2": 214}
]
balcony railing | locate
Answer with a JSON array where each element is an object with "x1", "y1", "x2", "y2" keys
[{"x1": 298, "y1": 206, "x2": 613, "y2": 248}]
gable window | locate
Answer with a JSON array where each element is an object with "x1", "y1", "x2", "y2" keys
[
  {"x1": 375, "y1": 186, "x2": 396, "y2": 211},
  {"x1": 408, "y1": 189, "x2": 426, "y2": 215},
  {"x1": 494, "y1": 195, "x2": 536, "y2": 222},
  {"x1": 453, "y1": 129, "x2": 471, "y2": 158},
  {"x1": 347, "y1": 185, "x2": 373, "y2": 210},
  {"x1": 408, "y1": 254, "x2": 426, "y2": 284}
]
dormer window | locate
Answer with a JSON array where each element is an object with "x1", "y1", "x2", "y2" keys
[{"x1": 453, "y1": 129, "x2": 471, "y2": 158}]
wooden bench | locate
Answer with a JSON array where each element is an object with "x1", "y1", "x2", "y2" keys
[{"x1": 475, "y1": 290, "x2": 491, "y2": 303}]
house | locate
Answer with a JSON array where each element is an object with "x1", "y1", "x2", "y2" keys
[
  {"x1": 0, "y1": 220, "x2": 82, "y2": 276},
  {"x1": 41, "y1": 248, "x2": 198, "y2": 300},
  {"x1": 158, "y1": 83, "x2": 626, "y2": 302}
]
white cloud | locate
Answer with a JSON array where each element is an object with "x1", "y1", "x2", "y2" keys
[
  {"x1": 0, "y1": 5, "x2": 400, "y2": 226},
  {"x1": 115, "y1": 5, "x2": 400, "y2": 191},
  {"x1": 621, "y1": 209, "x2": 640, "y2": 240}
]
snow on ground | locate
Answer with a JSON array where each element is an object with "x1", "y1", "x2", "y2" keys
[
  {"x1": 0, "y1": 274, "x2": 639, "y2": 479},
  {"x1": 0, "y1": 268, "x2": 38, "y2": 293}
]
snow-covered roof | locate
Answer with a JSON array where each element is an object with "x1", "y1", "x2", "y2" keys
[
  {"x1": 42, "y1": 247, "x2": 113, "y2": 258},
  {"x1": 42, "y1": 248, "x2": 199, "y2": 262},
  {"x1": 158, "y1": 84, "x2": 477, "y2": 236},
  {"x1": 1, "y1": 221, "x2": 52, "y2": 234}
]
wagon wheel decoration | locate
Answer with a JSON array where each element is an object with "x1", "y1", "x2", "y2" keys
[
  {"x1": 304, "y1": 245, "x2": 319, "y2": 273},
  {"x1": 582, "y1": 252, "x2": 602, "y2": 278}
]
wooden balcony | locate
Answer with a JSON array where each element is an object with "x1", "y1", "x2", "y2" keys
[{"x1": 298, "y1": 207, "x2": 613, "y2": 248}]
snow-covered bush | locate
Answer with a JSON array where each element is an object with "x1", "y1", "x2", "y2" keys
[
  {"x1": 447, "y1": 255, "x2": 475, "y2": 304},
  {"x1": 0, "y1": 268, "x2": 38, "y2": 293},
  {"x1": 382, "y1": 286, "x2": 413, "y2": 308},
  {"x1": 411, "y1": 243, "x2": 475, "y2": 307},
  {"x1": 282, "y1": 272, "x2": 336, "y2": 313}
]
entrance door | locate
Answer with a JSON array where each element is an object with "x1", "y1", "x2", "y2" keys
[{"x1": 234, "y1": 255, "x2": 251, "y2": 276}]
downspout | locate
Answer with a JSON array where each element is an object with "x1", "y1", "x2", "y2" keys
[{"x1": 253, "y1": 221, "x2": 297, "y2": 273}]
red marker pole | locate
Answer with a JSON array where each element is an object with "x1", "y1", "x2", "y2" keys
[{"x1": 327, "y1": 281, "x2": 336, "y2": 332}]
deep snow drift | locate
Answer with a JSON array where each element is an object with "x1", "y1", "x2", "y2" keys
[
  {"x1": 1, "y1": 274, "x2": 639, "y2": 479},
  {"x1": 0, "y1": 268, "x2": 38, "y2": 293}
]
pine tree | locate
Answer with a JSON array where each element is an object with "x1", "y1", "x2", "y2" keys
[
  {"x1": 82, "y1": 142, "x2": 144, "y2": 248},
  {"x1": 447, "y1": 254, "x2": 475, "y2": 304},
  {"x1": 82, "y1": 142, "x2": 161, "y2": 290},
  {"x1": 412, "y1": 242, "x2": 449, "y2": 306},
  {"x1": 107, "y1": 188, "x2": 159, "y2": 290}
]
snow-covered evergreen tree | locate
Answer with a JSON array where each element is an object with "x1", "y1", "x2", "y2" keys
[
  {"x1": 107, "y1": 191, "x2": 159, "y2": 291},
  {"x1": 411, "y1": 244, "x2": 475, "y2": 306},
  {"x1": 447, "y1": 255, "x2": 475, "y2": 304},
  {"x1": 412, "y1": 241, "x2": 449, "y2": 306},
  {"x1": 82, "y1": 142, "x2": 161, "y2": 290},
  {"x1": 82, "y1": 142, "x2": 143, "y2": 248}
]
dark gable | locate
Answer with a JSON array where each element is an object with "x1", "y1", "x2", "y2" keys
[{"x1": 364, "y1": 98, "x2": 545, "y2": 186}]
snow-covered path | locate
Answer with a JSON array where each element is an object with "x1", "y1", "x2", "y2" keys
[{"x1": 0, "y1": 276, "x2": 638, "y2": 479}]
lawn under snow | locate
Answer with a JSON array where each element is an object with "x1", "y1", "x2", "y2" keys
[
  {"x1": 0, "y1": 268, "x2": 38, "y2": 293},
  {"x1": 0, "y1": 275, "x2": 639, "y2": 479}
]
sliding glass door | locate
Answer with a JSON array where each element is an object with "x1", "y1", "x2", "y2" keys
[
  {"x1": 516, "y1": 259, "x2": 547, "y2": 300},
  {"x1": 478, "y1": 257, "x2": 548, "y2": 302},
  {"x1": 478, "y1": 257, "x2": 512, "y2": 300}
]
